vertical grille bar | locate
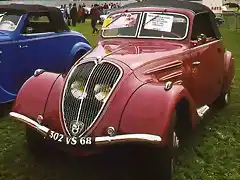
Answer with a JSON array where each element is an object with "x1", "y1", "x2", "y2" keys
[{"x1": 61, "y1": 61, "x2": 122, "y2": 137}]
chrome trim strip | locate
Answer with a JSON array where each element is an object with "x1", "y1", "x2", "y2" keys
[
  {"x1": 9, "y1": 112, "x2": 162, "y2": 145},
  {"x1": 9, "y1": 112, "x2": 49, "y2": 136},
  {"x1": 95, "y1": 134, "x2": 161, "y2": 145},
  {"x1": 0, "y1": 33, "x2": 85, "y2": 45}
]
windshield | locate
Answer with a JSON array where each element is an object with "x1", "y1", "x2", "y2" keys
[
  {"x1": 102, "y1": 11, "x2": 189, "y2": 40},
  {"x1": 0, "y1": 13, "x2": 22, "y2": 31},
  {"x1": 102, "y1": 12, "x2": 141, "y2": 37}
]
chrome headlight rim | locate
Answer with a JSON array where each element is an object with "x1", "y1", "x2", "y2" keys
[
  {"x1": 70, "y1": 80, "x2": 87, "y2": 100},
  {"x1": 94, "y1": 84, "x2": 112, "y2": 102}
]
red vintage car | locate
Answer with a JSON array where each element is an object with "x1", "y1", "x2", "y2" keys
[{"x1": 9, "y1": 0, "x2": 234, "y2": 179}]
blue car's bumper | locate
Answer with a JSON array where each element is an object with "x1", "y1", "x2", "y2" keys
[{"x1": 0, "y1": 86, "x2": 16, "y2": 104}]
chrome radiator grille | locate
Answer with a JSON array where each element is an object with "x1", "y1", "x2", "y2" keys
[{"x1": 62, "y1": 61, "x2": 122, "y2": 137}]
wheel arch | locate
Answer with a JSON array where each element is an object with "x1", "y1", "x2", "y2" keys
[
  {"x1": 119, "y1": 83, "x2": 198, "y2": 145},
  {"x1": 175, "y1": 97, "x2": 193, "y2": 140},
  {"x1": 69, "y1": 42, "x2": 92, "y2": 64}
]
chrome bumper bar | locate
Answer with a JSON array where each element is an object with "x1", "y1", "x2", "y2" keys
[{"x1": 9, "y1": 112, "x2": 162, "y2": 145}]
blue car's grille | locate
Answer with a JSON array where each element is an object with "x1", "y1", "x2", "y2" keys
[{"x1": 61, "y1": 61, "x2": 122, "y2": 137}]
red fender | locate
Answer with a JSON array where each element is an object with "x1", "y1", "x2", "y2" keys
[
  {"x1": 223, "y1": 50, "x2": 235, "y2": 92},
  {"x1": 119, "y1": 83, "x2": 198, "y2": 145},
  {"x1": 12, "y1": 72, "x2": 61, "y2": 124}
]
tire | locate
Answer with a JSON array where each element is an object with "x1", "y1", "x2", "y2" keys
[
  {"x1": 25, "y1": 127, "x2": 46, "y2": 157},
  {"x1": 25, "y1": 127, "x2": 53, "y2": 158},
  {"x1": 133, "y1": 112, "x2": 179, "y2": 180},
  {"x1": 213, "y1": 90, "x2": 230, "y2": 109}
]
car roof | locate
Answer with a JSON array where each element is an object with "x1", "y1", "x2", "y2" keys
[
  {"x1": 119, "y1": 0, "x2": 221, "y2": 39},
  {"x1": 0, "y1": 4, "x2": 49, "y2": 13},
  {"x1": 0, "y1": 4, "x2": 70, "y2": 32},
  {"x1": 121, "y1": 0, "x2": 213, "y2": 14}
]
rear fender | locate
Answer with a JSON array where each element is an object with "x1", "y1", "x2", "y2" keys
[
  {"x1": 12, "y1": 72, "x2": 60, "y2": 121},
  {"x1": 119, "y1": 83, "x2": 198, "y2": 145},
  {"x1": 69, "y1": 42, "x2": 92, "y2": 62},
  {"x1": 223, "y1": 50, "x2": 235, "y2": 92}
]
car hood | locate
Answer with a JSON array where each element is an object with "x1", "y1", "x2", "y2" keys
[
  {"x1": 84, "y1": 39, "x2": 187, "y2": 70},
  {"x1": 0, "y1": 31, "x2": 12, "y2": 42}
]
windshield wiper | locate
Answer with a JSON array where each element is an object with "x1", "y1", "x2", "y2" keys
[
  {"x1": 142, "y1": 12, "x2": 165, "y2": 27},
  {"x1": 103, "y1": 14, "x2": 122, "y2": 29}
]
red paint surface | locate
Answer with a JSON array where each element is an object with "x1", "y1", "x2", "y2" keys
[{"x1": 12, "y1": 7, "x2": 235, "y2": 151}]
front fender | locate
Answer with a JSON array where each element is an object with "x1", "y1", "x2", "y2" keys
[
  {"x1": 119, "y1": 83, "x2": 198, "y2": 145},
  {"x1": 12, "y1": 72, "x2": 61, "y2": 120},
  {"x1": 69, "y1": 42, "x2": 92, "y2": 61},
  {"x1": 223, "y1": 50, "x2": 235, "y2": 92},
  {"x1": 0, "y1": 85, "x2": 16, "y2": 104}
]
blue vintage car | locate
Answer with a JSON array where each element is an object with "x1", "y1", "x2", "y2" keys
[{"x1": 0, "y1": 4, "x2": 91, "y2": 104}]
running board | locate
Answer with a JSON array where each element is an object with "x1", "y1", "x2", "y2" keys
[{"x1": 196, "y1": 105, "x2": 210, "y2": 118}]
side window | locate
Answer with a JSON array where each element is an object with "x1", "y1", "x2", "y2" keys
[
  {"x1": 191, "y1": 12, "x2": 217, "y2": 40},
  {"x1": 21, "y1": 13, "x2": 54, "y2": 34}
]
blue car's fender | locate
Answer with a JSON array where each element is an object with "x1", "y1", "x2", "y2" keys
[
  {"x1": 69, "y1": 41, "x2": 92, "y2": 62},
  {"x1": 0, "y1": 85, "x2": 16, "y2": 104}
]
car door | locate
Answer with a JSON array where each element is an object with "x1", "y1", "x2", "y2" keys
[
  {"x1": 189, "y1": 12, "x2": 224, "y2": 106},
  {"x1": 0, "y1": 42, "x2": 20, "y2": 96},
  {"x1": 16, "y1": 13, "x2": 70, "y2": 85}
]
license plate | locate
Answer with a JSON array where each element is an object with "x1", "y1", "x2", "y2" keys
[{"x1": 47, "y1": 130, "x2": 94, "y2": 146}]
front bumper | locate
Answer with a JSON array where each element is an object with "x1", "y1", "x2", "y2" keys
[{"x1": 9, "y1": 112, "x2": 162, "y2": 147}]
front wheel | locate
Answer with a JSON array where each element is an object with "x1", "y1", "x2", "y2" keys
[{"x1": 133, "y1": 113, "x2": 179, "y2": 180}]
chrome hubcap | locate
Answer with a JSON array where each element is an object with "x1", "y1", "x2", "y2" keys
[
  {"x1": 225, "y1": 93, "x2": 229, "y2": 104},
  {"x1": 173, "y1": 132, "x2": 179, "y2": 148},
  {"x1": 171, "y1": 132, "x2": 179, "y2": 173}
]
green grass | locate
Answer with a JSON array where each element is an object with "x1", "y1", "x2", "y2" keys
[{"x1": 0, "y1": 20, "x2": 239, "y2": 180}]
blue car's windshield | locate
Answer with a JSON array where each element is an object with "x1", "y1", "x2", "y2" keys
[{"x1": 0, "y1": 13, "x2": 22, "y2": 31}]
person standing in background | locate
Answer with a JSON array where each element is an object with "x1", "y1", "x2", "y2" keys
[
  {"x1": 77, "y1": 5, "x2": 83, "y2": 23},
  {"x1": 66, "y1": 4, "x2": 72, "y2": 26},
  {"x1": 70, "y1": 3, "x2": 77, "y2": 27},
  {"x1": 90, "y1": 4, "x2": 100, "y2": 35},
  {"x1": 60, "y1": 5, "x2": 64, "y2": 14},
  {"x1": 77, "y1": 5, "x2": 85, "y2": 23},
  {"x1": 82, "y1": 3, "x2": 86, "y2": 23},
  {"x1": 63, "y1": 4, "x2": 67, "y2": 23}
]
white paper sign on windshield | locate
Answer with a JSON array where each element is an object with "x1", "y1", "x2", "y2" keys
[{"x1": 144, "y1": 13, "x2": 174, "y2": 32}]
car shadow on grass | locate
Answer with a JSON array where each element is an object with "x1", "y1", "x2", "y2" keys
[
  {"x1": 21, "y1": 109, "x2": 222, "y2": 180},
  {"x1": 0, "y1": 102, "x2": 13, "y2": 118}
]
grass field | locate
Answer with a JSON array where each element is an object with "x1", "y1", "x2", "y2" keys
[{"x1": 0, "y1": 20, "x2": 239, "y2": 180}]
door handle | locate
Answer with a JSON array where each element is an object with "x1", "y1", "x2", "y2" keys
[
  {"x1": 19, "y1": 45, "x2": 28, "y2": 48},
  {"x1": 192, "y1": 61, "x2": 201, "y2": 66}
]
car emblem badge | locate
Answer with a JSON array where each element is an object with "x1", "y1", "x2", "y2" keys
[{"x1": 70, "y1": 121, "x2": 84, "y2": 135}]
